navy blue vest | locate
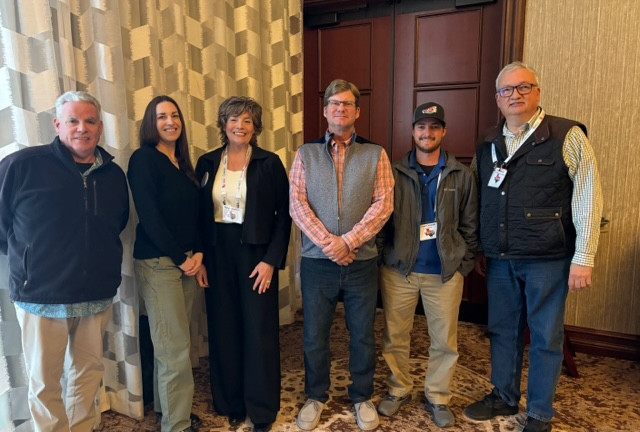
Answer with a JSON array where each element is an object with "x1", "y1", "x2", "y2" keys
[{"x1": 476, "y1": 115, "x2": 585, "y2": 259}]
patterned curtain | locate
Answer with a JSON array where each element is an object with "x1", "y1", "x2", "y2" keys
[{"x1": 0, "y1": 0, "x2": 303, "y2": 430}]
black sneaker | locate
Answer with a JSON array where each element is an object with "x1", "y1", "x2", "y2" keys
[
  {"x1": 523, "y1": 416, "x2": 551, "y2": 432},
  {"x1": 463, "y1": 390, "x2": 518, "y2": 421},
  {"x1": 253, "y1": 422, "x2": 273, "y2": 432}
]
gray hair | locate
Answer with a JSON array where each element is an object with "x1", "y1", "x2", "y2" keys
[
  {"x1": 495, "y1": 61, "x2": 540, "y2": 91},
  {"x1": 55, "y1": 91, "x2": 102, "y2": 119}
]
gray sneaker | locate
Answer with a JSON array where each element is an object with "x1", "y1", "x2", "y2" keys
[
  {"x1": 377, "y1": 393, "x2": 412, "y2": 416},
  {"x1": 354, "y1": 400, "x2": 380, "y2": 430},
  {"x1": 425, "y1": 400, "x2": 455, "y2": 428},
  {"x1": 296, "y1": 399, "x2": 325, "y2": 430}
]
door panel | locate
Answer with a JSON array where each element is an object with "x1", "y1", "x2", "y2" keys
[
  {"x1": 415, "y1": 10, "x2": 482, "y2": 85},
  {"x1": 304, "y1": 17, "x2": 392, "y2": 149},
  {"x1": 415, "y1": 87, "x2": 479, "y2": 160}
]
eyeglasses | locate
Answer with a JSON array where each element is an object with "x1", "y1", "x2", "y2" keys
[
  {"x1": 496, "y1": 83, "x2": 538, "y2": 97},
  {"x1": 327, "y1": 100, "x2": 357, "y2": 108}
]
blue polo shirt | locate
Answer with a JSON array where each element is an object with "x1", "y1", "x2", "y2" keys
[{"x1": 410, "y1": 150, "x2": 445, "y2": 274}]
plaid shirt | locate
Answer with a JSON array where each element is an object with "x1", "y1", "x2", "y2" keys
[{"x1": 289, "y1": 134, "x2": 394, "y2": 252}]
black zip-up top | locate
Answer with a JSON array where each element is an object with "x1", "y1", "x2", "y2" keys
[{"x1": 0, "y1": 137, "x2": 130, "y2": 303}]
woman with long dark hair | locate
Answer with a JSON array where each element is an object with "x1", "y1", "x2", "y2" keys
[
  {"x1": 196, "y1": 96, "x2": 291, "y2": 432},
  {"x1": 128, "y1": 95, "x2": 205, "y2": 432}
]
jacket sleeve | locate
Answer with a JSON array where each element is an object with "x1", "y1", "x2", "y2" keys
[
  {"x1": 195, "y1": 156, "x2": 210, "y2": 256},
  {"x1": 262, "y1": 155, "x2": 292, "y2": 269},
  {"x1": 115, "y1": 166, "x2": 130, "y2": 233},
  {"x1": 0, "y1": 157, "x2": 16, "y2": 255},
  {"x1": 127, "y1": 150, "x2": 187, "y2": 266},
  {"x1": 457, "y1": 168, "x2": 479, "y2": 276}
]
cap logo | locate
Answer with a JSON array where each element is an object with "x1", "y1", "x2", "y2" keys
[{"x1": 423, "y1": 106, "x2": 438, "y2": 114}]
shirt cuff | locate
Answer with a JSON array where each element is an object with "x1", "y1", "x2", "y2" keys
[
  {"x1": 341, "y1": 233, "x2": 358, "y2": 252},
  {"x1": 571, "y1": 251, "x2": 595, "y2": 267}
]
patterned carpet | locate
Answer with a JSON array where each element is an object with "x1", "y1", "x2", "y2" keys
[{"x1": 99, "y1": 306, "x2": 640, "y2": 432}]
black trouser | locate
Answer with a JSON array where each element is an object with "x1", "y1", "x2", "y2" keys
[{"x1": 205, "y1": 222, "x2": 281, "y2": 424}]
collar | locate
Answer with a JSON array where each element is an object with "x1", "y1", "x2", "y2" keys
[
  {"x1": 325, "y1": 130, "x2": 356, "y2": 147},
  {"x1": 409, "y1": 149, "x2": 445, "y2": 171},
  {"x1": 503, "y1": 107, "x2": 545, "y2": 138}
]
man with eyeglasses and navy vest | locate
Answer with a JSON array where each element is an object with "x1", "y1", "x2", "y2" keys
[
  {"x1": 463, "y1": 62, "x2": 603, "y2": 432},
  {"x1": 289, "y1": 79, "x2": 394, "y2": 431}
]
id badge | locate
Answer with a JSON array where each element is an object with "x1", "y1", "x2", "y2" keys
[
  {"x1": 488, "y1": 167, "x2": 507, "y2": 188},
  {"x1": 420, "y1": 222, "x2": 437, "y2": 241},
  {"x1": 222, "y1": 204, "x2": 244, "y2": 224}
]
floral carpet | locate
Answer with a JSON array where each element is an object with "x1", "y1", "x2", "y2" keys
[{"x1": 99, "y1": 306, "x2": 640, "y2": 432}]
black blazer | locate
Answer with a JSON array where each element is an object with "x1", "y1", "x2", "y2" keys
[{"x1": 195, "y1": 145, "x2": 291, "y2": 269}]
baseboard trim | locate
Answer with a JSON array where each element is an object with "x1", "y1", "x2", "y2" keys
[{"x1": 564, "y1": 325, "x2": 640, "y2": 361}]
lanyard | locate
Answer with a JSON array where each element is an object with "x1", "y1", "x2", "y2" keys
[
  {"x1": 430, "y1": 171, "x2": 442, "y2": 215},
  {"x1": 220, "y1": 146, "x2": 251, "y2": 207},
  {"x1": 492, "y1": 110, "x2": 545, "y2": 166}
]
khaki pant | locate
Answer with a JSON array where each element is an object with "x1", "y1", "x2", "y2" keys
[
  {"x1": 380, "y1": 266, "x2": 463, "y2": 405},
  {"x1": 15, "y1": 304, "x2": 112, "y2": 432},
  {"x1": 135, "y1": 256, "x2": 196, "y2": 432}
]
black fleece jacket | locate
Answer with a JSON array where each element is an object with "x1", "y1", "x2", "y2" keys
[{"x1": 0, "y1": 137, "x2": 129, "y2": 303}]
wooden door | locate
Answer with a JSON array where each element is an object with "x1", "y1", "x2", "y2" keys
[
  {"x1": 303, "y1": 16, "x2": 393, "y2": 154},
  {"x1": 392, "y1": 4, "x2": 504, "y2": 164}
]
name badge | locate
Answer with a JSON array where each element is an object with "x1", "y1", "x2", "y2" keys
[
  {"x1": 420, "y1": 222, "x2": 437, "y2": 241},
  {"x1": 488, "y1": 167, "x2": 507, "y2": 188},
  {"x1": 222, "y1": 204, "x2": 244, "y2": 224}
]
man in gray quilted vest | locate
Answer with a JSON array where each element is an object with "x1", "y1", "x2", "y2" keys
[{"x1": 289, "y1": 79, "x2": 394, "y2": 431}]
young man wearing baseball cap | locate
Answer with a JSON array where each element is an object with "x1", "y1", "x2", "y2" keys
[{"x1": 376, "y1": 102, "x2": 478, "y2": 428}]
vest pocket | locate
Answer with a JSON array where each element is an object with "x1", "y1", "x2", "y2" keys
[
  {"x1": 526, "y1": 156, "x2": 554, "y2": 166},
  {"x1": 523, "y1": 207, "x2": 562, "y2": 220},
  {"x1": 521, "y1": 207, "x2": 566, "y2": 254}
]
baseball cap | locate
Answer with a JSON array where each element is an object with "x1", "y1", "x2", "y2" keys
[{"x1": 412, "y1": 102, "x2": 446, "y2": 126}]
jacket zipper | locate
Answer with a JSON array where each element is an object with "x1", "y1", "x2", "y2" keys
[
  {"x1": 83, "y1": 176, "x2": 90, "y2": 253},
  {"x1": 93, "y1": 179, "x2": 98, "y2": 215}
]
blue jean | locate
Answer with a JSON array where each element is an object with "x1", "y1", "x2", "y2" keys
[
  {"x1": 486, "y1": 257, "x2": 570, "y2": 422},
  {"x1": 301, "y1": 257, "x2": 378, "y2": 404}
]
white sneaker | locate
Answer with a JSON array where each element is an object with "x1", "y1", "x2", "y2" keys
[
  {"x1": 354, "y1": 400, "x2": 380, "y2": 430},
  {"x1": 296, "y1": 399, "x2": 325, "y2": 430}
]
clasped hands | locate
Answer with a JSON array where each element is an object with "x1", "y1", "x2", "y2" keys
[{"x1": 320, "y1": 234, "x2": 357, "y2": 266}]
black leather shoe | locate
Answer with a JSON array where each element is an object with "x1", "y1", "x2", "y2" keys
[
  {"x1": 463, "y1": 389, "x2": 518, "y2": 420},
  {"x1": 229, "y1": 416, "x2": 245, "y2": 426},
  {"x1": 253, "y1": 422, "x2": 272, "y2": 432},
  {"x1": 523, "y1": 416, "x2": 552, "y2": 432}
]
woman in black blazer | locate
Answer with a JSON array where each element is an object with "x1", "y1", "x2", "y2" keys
[{"x1": 196, "y1": 96, "x2": 291, "y2": 432}]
